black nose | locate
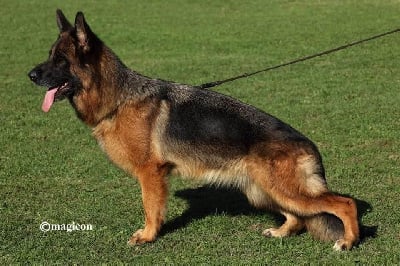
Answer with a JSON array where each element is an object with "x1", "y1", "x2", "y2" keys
[{"x1": 28, "y1": 69, "x2": 39, "y2": 82}]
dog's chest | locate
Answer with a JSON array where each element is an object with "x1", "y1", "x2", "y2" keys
[{"x1": 91, "y1": 110, "x2": 155, "y2": 175}]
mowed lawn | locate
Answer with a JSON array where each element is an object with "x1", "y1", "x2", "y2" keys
[{"x1": 1, "y1": 0, "x2": 399, "y2": 264}]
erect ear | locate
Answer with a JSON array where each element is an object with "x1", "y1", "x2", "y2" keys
[
  {"x1": 56, "y1": 9, "x2": 73, "y2": 32},
  {"x1": 75, "y1": 11, "x2": 94, "y2": 53}
]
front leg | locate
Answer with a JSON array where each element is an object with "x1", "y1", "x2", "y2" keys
[{"x1": 127, "y1": 164, "x2": 169, "y2": 246}]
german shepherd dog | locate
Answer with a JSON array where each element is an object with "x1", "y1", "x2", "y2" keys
[{"x1": 28, "y1": 10, "x2": 359, "y2": 250}]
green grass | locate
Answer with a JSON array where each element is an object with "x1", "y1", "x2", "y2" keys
[{"x1": 1, "y1": 0, "x2": 400, "y2": 264}]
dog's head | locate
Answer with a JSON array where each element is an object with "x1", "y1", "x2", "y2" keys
[{"x1": 28, "y1": 10, "x2": 101, "y2": 112}]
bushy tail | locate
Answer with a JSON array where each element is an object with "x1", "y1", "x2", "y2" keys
[{"x1": 305, "y1": 213, "x2": 344, "y2": 241}]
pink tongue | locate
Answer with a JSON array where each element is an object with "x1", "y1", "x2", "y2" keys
[{"x1": 42, "y1": 88, "x2": 58, "y2": 112}]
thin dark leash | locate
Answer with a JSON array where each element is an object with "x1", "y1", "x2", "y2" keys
[{"x1": 196, "y1": 28, "x2": 400, "y2": 89}]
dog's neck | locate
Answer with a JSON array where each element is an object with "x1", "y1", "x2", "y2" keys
[{"x1": 69, "y1": 45, "x2": 168, "y2": 127}]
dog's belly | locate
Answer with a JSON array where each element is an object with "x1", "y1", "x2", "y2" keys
[{"x1": 170, "y1": 155, "x2": 248, "y2": 184}]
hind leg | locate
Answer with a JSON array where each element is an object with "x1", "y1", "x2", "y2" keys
[
  {"x1": 263, "y1": 211, "x2": 304, "y2": 238},
  {"x1": 272, "y1": 192, "x2": 358, "y2": 250},
  {"x1": 292, "y1": 192, "x2": 359, "y2": 250},
  {"x1": 325, "y1": 194, "x2": 359, "y2": 251},
  {"x1": 246, "y1": 157, "x2": 359, "y2": 250}
]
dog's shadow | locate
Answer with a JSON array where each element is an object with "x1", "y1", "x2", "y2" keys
[{"x1": 161, "y1": 185, "x2": 377, "y2": 244}]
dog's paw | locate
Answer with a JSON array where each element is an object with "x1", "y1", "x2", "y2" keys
[
  {"x1": 127, "y1": 229, "x2": 144, "y2": 246},
  {"x1": 333, "y1": 239, "x2": 353, "y2": 251},
  {"x1": 127, "y1": 229, "x2": 155, "y2": 246},
  {"x1": 262, "y1": 228, "x2": 282, "y2": 238}
]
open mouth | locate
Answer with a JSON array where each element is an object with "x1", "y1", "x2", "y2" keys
[{"x1": 42, "y1": 82, "x2": 70, "y2": 112}]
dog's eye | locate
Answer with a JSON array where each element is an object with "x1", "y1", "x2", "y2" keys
[{"x1": 54, "y1": 53, "x2": 69, "y2": 67}]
